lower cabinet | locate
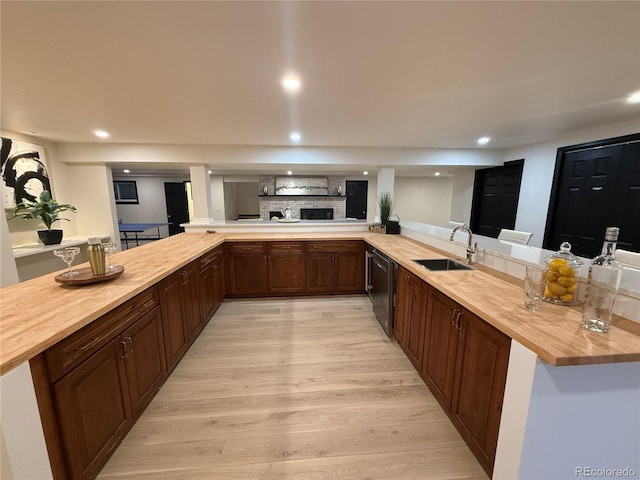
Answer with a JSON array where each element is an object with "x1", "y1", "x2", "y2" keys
[
  {"x1": 159, "y1": 259, "x2": 202, "y2": 371},
  {"x1": 305, "y1": 241, "x2": 365, "y2": 294},
  {"x1": 394, "y1": 266, "x2": 429, "y2": 370},
  {"x1": 268, "y1": 242, "x2": 306, "y2": 293},
  {"x1": 35, "y1": 287, "x2": 167, "y2": 480},
  {"x1": 421, "y1": 288, "x2": 511, "y2": 476},
  {"x1": 199, "y1": 247, "x2": 224, "y2": 322}
]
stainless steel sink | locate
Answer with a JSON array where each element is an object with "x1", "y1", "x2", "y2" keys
[{"x1": 413, "y1": 258, "x2": 472, "y2": 271}]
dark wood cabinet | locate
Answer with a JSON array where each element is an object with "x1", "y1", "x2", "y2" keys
[
  {"x1": 421, "y1": 289, "x2": 510, "y2": 476},
  {"x1": 51, "y1": 336, "x2": 132, "y2": 480},
  {"x1": 393, "y1": 266, "x2": 429, "y2": 370},
  {"x1": 451, "y1": 309, "x2": 510, "y2": 476},
  {"x1": 158, "y1": 271, "x2": 189, "y2": 370},
  {"x1": 305, "y1": 241, "x2": 365, "y2": 294},
  {"x1": 268, "y1": 242, "x2": 305, "y2": 293},
  {"x1": 122, "y1": 308, "x2": 167, "y2": 417},
  {"x1": 226, "y1": 242, "x2": 269, "y2": 296},
  {"x1": 421, "y1": 289, "x2": 461, "y2": 409},
  {"x1": 158, "y1": 259, "x2": 202, "y2": 371},
  {"x1": 40, "y1": 287, "x2": 168, "y2": 480}
]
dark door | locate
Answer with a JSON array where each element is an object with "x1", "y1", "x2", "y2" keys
[
  {"x1": 543, "y1": 135, "x2": 640, "y2": 257},
  {"x1": 346, "y1": 180, "x2": 368, "y2": 219},
  {"x1": 470, "y1": 160, "x2": 524, "y2": 238},
  {"x1": 164, "y1": 182, "x2": 189, "y2": 235}
]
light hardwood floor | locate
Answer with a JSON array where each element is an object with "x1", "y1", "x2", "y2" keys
[{"x1": 98, "y1": 295, "x2": 487, "y2": 480}]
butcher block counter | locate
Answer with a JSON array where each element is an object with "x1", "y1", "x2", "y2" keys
[{"x1": 1, "y1": 231, "x2": 639, "y2": 376}]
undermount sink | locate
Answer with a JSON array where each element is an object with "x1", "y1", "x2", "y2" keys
[{"x1": 413, "y1": 258, "x2": 472, "y2": 271}]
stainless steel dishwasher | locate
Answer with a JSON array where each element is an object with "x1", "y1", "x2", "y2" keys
[{"x1": 366, "y1": 248, "x2": 397, "y2": 336}]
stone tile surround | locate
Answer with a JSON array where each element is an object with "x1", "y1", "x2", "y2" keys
[{"x1": 259, "y1": 175, "x2": 346, "y2": 220}]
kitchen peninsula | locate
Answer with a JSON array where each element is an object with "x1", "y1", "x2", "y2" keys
[{"x1": 1, "y1": 231, "x2": 638, "y2": 479}]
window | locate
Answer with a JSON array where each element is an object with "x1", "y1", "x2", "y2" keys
[{"x1": 113, "y1": 181, "x2": 139, "y2": 204}]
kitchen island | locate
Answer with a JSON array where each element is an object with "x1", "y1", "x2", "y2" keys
[{"x1": 1, "y1": 231, "x2": 638, "y2": 479}]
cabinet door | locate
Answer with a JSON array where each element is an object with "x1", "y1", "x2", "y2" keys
[
  {"x1": 405, "y1": 277, "x2": 429, "y2": 370},
  {"x1": 393, "y1": 267, "x2": 411, "y2": 348},
  {"x1": 159, "y1": 271, "x2": 189, "y2": 371},
  {"x1": 122, "y1": 307, "x2": 167, "y2": 418},
  {"x1": 228, "y1": 254, "x2": 269, "y2": 295},
  {"x1": 199, "y1": 254, "x2": 216, "y2": 321},
  {"x1": 182, "y1": 261, "x2": 203, "y2": 341},
  {"x1": 421, "y1": 289, "x2": 462, "y2": 410},
  {"x1": 212, "y1": 251, "x2": 224, "y2": 314},
  {"x1": 334, "y1": 250, "x2": 364, "y2": 292},
  {"x1": 52, "y1": 337, "x2": 132, "y2": 480},
  {"x1": 305, "y1": 253, "x2": 335, "y2": 293},
  {"x1": 451, "y1": 310, "x2": 511, "y2": 476},
  {"x1": 269, "y1": 254, "x2": 305, "y2": 293}
]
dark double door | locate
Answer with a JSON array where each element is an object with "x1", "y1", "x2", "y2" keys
[{"x1": 544, "y1": 137, "x2": 640, "y2": 258}]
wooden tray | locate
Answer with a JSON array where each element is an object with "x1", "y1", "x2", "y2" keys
[{"x1": 55, "y1": 265, "x2": 124, "y2": 285}]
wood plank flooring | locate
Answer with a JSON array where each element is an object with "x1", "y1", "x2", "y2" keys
[{"x1": 98, "y1": 295, "x2": 487, "y2": 480}]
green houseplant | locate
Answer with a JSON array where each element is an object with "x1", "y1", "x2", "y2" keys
[
  {"x1": 378, "y1": 192, "x2": 393, "y2": 225},
  {"x1": 10, "y1": 190, "x2": 77, "y2": 245}
]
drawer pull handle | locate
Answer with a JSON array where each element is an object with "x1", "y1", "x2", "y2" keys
[
  {"x1": 75, "y1": 336, "x2": 101, "y2": 351},
  {"x1": 125, "y1": 336, "x2": 134, "y2": 352},
  {"x1": 120, "y1": 340, "x2": 128, "y2": 359}
]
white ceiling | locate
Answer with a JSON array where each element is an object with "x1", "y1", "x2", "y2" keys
[{"x1": 2, "y1": 1, "x2": 639, "y2": 152}]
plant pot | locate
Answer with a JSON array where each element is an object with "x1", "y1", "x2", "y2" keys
[{"x1": 38, "y1": 229, "x2": 63, "y2": 245}]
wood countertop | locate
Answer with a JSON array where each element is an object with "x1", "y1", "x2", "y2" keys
[{"x1": 1, "y1": 232, "x2": 638, "y2": 375}]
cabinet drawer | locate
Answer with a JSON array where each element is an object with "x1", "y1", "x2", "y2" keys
[
  {"x1": 45, "y1": 286, "x2": 159, "y2": 382},
  {"x1": 306, "y1": 241, "x2": 363, "y2": 253},
  {"x1": 199, "y1": 247, "x2": 222, "y2": 269},
  {"x1": 269, "y1": 242, "x2": 305, "y2": 254},
  {"x1": 228, "y1": 242, "x2": 266, "y2": 254}
]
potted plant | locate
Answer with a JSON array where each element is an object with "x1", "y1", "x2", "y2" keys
[
  {"x1": 10, "y1": 190, "x2": 77, "y2": 245},
  {"x1": 378, "y1": 192, "x2": 393, "y2": 225}
]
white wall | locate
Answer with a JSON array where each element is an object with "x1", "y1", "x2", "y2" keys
[
  {"x1": 113, "y1": 174, "x2": 189, "y2": 238},
  {"x1": 507, "y1": 119, "x2": 639, "y2": 248},
  {"x1": 394, "y1": 177, "x2": 454, "y2": 226},
  {"x1": 450, "y1": 168, "x2": 476, "y2": 226},
  {"x1": 236, "y1": 182, "x2": 259, "y2": 215},
  {"x1": 223, "y1": 182, "x2": 238, "y2": 220}
]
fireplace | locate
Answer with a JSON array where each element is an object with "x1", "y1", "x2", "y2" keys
[{"x1": 300, "y1": 208, "x2": 334, "y2": 220}]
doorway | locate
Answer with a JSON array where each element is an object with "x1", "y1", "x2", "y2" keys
[
  {"x1": 346, "y1": 180, "x2": 368, "y2": 219},
  {"x1": 164, "y1": 182, "x2": 189, "y2": 235},
  {"x1": 469, "y1": 160, "x2": 524, "y2": 238},
  {"x1": 543, "y1": 134, "x2": 640, "y2": 257}
]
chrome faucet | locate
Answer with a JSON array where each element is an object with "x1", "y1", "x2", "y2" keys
[{"x1": 449, "y1": 224, "x2": 478, "y2": 265}]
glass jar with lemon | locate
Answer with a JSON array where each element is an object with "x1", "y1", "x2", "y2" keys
[{"x1": 543, "y1": 242, "x2": 583, "y2": 305}]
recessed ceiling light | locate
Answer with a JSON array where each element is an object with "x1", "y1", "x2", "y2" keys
[
  {"x1": 289, "y1": 132, "x2": 302, "y2": 143},
  {"x1": 281, "y1": 74, "x2": 302, "y2": 94},
  {"x1": 363, "y1": 171, "x2": 369, "y2": 175},
  {"x1": 123, "y1": 169, "x2": 130, "y2": 174},
  {"x1": 434, "y1": 172, "x2": 441, "y2": 176},
  {"x1": 208, "y1": 170, "x2": 212, "y2": 174},
  {"x1": 287, "y1": 170, "x2": 293, "y2": 175},
  {"x1": 94, "y1": 130, "x2": 110, "y2": 138},
  {"x1": 477, "y1": 136, "x2": 491, "y2": 145},
  {"x1": 626, "y1": 90, "x2": 640, "y2": 104}
]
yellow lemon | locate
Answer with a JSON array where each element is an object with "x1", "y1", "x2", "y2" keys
[
  {"x1": 547, "y1": 281, "x2": 567, "y2": 297},
  {"x1": 548, "y1": 258, "x2": 566, "y2": 272},
  {"x1": 566, "y1": 283, "x2": 577, "y2": 293},
  {"x1": 558, "y1": 266, "x2": 575, "y2": 277},
  {"x1": 560, "y1": 293, "x2": 574, "y2": 303},
  {"x1": 557, "y1": 276, "x2": 575, "y2": 287},
  {"x1": 546, "y1": 271, "x2": 559, "y2": 282},
  {"x1": 544, "y1": 287, "x2": 555, "y2": 298}
]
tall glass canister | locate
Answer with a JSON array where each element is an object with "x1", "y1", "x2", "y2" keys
[
  {"x1": 87, "y1": 237, "x2": 106, "y2": 276},
  {"x1": 581, "y1": 227, "x2": 623, "y2": 332}
]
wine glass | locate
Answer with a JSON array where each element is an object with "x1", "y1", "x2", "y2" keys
[
  {"x1": 53, "y1": 247, "x2": 80, "y2": 276},
  {"x1": 103, "y1": 242, "x2": 119, "y2": 270}
]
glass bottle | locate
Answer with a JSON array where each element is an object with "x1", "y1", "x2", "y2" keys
[
  {"x1": 581, "y1": 227, "x2": 623, "y2": 332},
  {"x1": 87, "y1": 237, "x2": 106, "y2": 276}
]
